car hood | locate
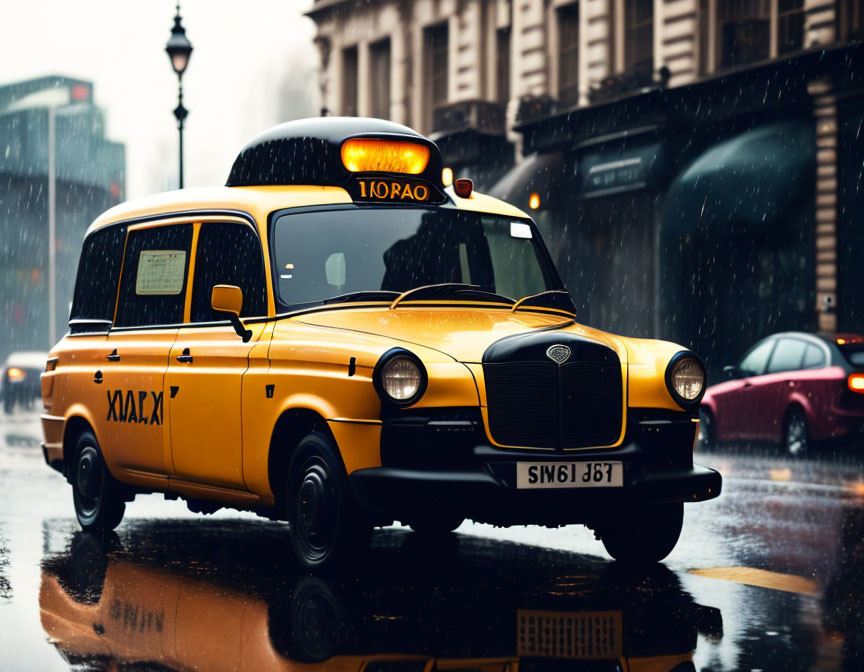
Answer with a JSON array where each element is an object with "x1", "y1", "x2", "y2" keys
[{"x1": 294, "y1": 306, "x2": 625, "y2": 363}]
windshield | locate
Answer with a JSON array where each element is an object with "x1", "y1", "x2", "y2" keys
[{"x1": 270, "y1": 208, "x2": 564, "y2": 309}]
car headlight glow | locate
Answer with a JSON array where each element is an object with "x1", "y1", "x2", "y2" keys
[
  {"x1": 669, "y1": 356, "x2": 705, "y2": 403},
  {"x1": 379, "y1": 355, "x2": 423, "y2": 403}
]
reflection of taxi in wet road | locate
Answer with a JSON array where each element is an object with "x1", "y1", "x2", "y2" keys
[
  {"x1": 40, "y1": 117, "x2": 720, "y2": 567},
  {"x1": 40, "y1": 526, "x2": 720, "y2": 672}
]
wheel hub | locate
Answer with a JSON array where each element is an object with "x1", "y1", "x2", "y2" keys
[
  {"x1": 77, "y1": 449, "x2": 101, "y2": 503},
  {"x1": 297, "y1": 465, "x2": 333, "y2": 548}
]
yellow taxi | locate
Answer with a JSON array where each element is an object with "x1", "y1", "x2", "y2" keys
[{"x1": 40, "y1": 118, "x2": 721, "y2": 567}]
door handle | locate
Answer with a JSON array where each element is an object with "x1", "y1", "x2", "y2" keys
[
  {"x1": 106, "y1": 349, "x2": 120, "y2": 362},
  {"x1": 94, "y1": 370, "x2": 103, "y2": 384},
  {"x1": 176, "y1": 347, "x2": 193, "y2": 363}
]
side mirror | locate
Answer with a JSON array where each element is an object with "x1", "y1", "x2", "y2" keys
[
  {"x1": 211, "y1": 285, "x2": 252, "y2": 342},
  {"x1": 722, "y1": 365, "x2": 739, "y2": 379}
]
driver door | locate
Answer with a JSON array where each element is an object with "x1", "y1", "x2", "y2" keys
[{"x1": 166, "y1": 221, "x2": 270, "y2": 490}]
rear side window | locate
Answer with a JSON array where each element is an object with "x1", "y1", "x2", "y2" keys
[
  {"x1": 739, "y1": 339, "x2": 775, "y2": 376},
  {"x1": 190, "y1": 222, "x2": 267, "y2": 322},
  {"x1": 114, "y1": 224, "x2": 193, "y2": 327},
  {"x1": 767, "y1": 339, "x2": 807, "y2": 374},
  {"x1": 802, "y1": 344, "x2": 826, "y2": 369},
  {"x1": 70, "y1": 225, "x2": 127, "y2": 330},
  {"x1": 840, "y1": 346, "x2": 864, "y2": 367}
]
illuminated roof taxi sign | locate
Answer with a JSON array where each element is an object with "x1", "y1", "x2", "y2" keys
[
  {"x1": 226, "y1": 117, "x2": 446, "y2": 204},
  {"x1": 341, "y1": 139, "x2": 430, "y2": 174}
]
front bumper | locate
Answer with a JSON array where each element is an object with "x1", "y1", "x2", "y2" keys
[{"x1": 351, "y1": 415, "x2": 722, "y2": 526}]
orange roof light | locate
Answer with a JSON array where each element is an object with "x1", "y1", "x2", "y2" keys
[
  {"x1": 341, "y1": 139, "x2": 430, "y2": 174},
  {"x1": 6, "y1": 367, "x2": 24, "y2": 381},
  {"x1": 454, "y1": 178, "x2": 474, "y2": 198},
  {"x1": 849, "y1": 373, "x2": 864, "y2": 393}
]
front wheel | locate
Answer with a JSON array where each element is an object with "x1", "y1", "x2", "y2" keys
[
  {"x1": 599, "y1": 502, "x2": 684, "y2": 564},
  {"x1": 698, "y1": 409, "x2": 716, "y2": 451},
  {"x1": 285, "y1": 431, "x2": 371, "y2": 569},
  {"x1": 72, "y1": 431, "x2": 125, "y2": 532}
]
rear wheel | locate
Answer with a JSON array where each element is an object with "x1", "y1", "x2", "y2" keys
[
  {"x1": 71, "y1": 431, "x2": 125, "y2": 532},
  {"x1": 599, "y1": 502, "x2": 684, "y2": 564},
  {"x1": 784, "y1": 408, "x2": 810, "y2": 457},
  {"x1": 285, "y1": 431, "x2": 372, "y2": 569}
]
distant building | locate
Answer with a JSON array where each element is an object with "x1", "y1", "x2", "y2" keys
[
  {"x1": 0, "y1": 76, "x2": 125, "y2": 356},
  {"x1": 310, "y1": 1, "x2": 864, "y2": 375}
]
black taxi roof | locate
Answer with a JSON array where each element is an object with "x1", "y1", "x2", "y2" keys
[{"x1": 226, "y1": 117, "x2": 444, "y2": 189}]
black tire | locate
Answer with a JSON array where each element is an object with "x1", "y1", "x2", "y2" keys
[
  {"x1": 71, "y1": 431, "x2": 126, "y2": 532},
  {"x1": 600, "y1": 502, "x2": 684, "y2": 564},
  {"x1": 408, "y1": 513, "x2": 464, "y2": 536},
  {"x1": 784, "y1": 408, "x2": 810, "y2": 457},
  {"x1": 285, "y1": 431, "x2": 372, "y2": 569},
  {"x1": 698, "y1": 408, "x2": 716, "y2": 451}
]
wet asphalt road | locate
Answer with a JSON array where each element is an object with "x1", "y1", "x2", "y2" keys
[{"x1": 1, "y1": 411, "x2": 863, "y2": 671}]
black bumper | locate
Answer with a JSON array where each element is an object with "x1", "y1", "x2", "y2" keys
[{"x1": 350, "y1": 441, "x2": 722, "y2": 526}]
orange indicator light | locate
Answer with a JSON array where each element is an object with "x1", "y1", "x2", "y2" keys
[
  {"x1": 341, "y1": 139, "x2": 430, "y2": 174},
  {"x1": 529, "y1": 193, "x2": 540, "y2": 210},
  {"x1": 6, "y1": 367, "x2": 24, "y2": 381},
  {"x1": 849, "y1": 374, "x2": 864, "y2": 393}
]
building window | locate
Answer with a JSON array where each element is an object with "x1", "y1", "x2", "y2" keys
[
  {"x1": 557, "y1": 3, "x2": 580, "y2": 107},
  {"x1": 341, "y1": 45, "x2": 358, "y2": 116},
  {"x1": 717, "y1": 0, "x2": 770, "y2": 68},
  {"x1": 777, "y1": 0, "x2": 805, "y2": 54},
  {"x1": 424, "y1": 22, "x2": 449, "y2": 130},
  {"x1": 370, "y1": 38, "x2": 391, "y2": 120},
  {"x1": 496, "y1": 27, "x2": 511, "y2": 104},
  {"x1": 624, "y1": 0, "x2": 654, "y2": 73},
  {"x1": 839, "y1": 0, "x2": 864, "y2": 41}
]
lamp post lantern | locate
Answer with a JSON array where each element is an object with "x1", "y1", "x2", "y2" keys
[{"x1": 165, "y1": 2, "x2": 193, "y2": 188}]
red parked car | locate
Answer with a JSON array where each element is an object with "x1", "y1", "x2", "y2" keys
[{"x1": 700, "y1": 332, "x2": 864, "y2": 455}]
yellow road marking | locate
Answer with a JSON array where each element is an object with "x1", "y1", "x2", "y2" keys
[{"x1": 688, "y1": 567, "x2": 818, "y2": 595}]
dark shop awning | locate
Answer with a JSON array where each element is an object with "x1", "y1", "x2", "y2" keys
[
  {"x1": 662, "y1": 121, "x2": 814, "y2": 236},
  {"x1": 488, "y1": 151, "x2": 567, "y2": 212}
]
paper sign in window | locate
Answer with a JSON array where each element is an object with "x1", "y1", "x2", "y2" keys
[
  {"x1": 510, "y1": 222, "x2": 533, "y2": 239},
  {"x1": 135, "y1": 250, "x2": 186, "y2": 295}
]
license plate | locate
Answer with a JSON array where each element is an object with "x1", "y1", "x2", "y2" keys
[
  {"x1": 517, "y1": 609, "x2": 623, "y2": 659},
  {"x1": 516, "y1": 461, "x2": 623, "y2": 489}
]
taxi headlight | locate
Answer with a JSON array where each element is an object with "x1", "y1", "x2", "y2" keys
[
  {"x1": 375, "y1": 350, "x2": 427, "y2": 405},
  {"x1": 666, "y1": 354, "x2": 705, "y2": 406}
]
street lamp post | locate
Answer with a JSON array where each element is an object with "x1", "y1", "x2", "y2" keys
[{"x1": 165, "y1": 2, "x2": 193, "y2": 189}]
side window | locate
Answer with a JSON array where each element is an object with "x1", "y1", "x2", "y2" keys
[
  {"x1": 739, "y1": 339, "x2": 775, "y2": 376},
  {"x1": 767, "y1": 338, "x2": 807, "y2": 374},
  {"x1": 114, "y1": 224, "x2": 193, "y2": 327},
  {"x1": 802, "y1": 344, "x2": 826, "y2": 369},
  {"x1": 70, "y1": 224, "x2": 127, "y2": 328},
  {"x1": 191, "y1": 222, "x2": 267, "y2": 322}
]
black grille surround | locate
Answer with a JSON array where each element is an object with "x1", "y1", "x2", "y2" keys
[{"x1": 482, "y1": 332, "x2": 624, "y2": 450}]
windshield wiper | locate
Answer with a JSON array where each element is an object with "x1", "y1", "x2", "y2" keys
[
  {"x1": 390, "y1": 283, "x2": 514, "y2": 309},
  {"x1": 322, "y1": 290, "x2": 400, "y2": 304},
  {"x1": 511, "y1": 290, "x2": 577, "y2": 316}
]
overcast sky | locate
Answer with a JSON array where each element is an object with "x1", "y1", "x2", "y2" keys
[{"x1": 0, "y1": 0, "x2": 319, "y2": 199}]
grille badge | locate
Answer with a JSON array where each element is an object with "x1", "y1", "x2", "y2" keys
[{"x1": 546, "y1": 344, "x2": 571, "y2": 365}]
